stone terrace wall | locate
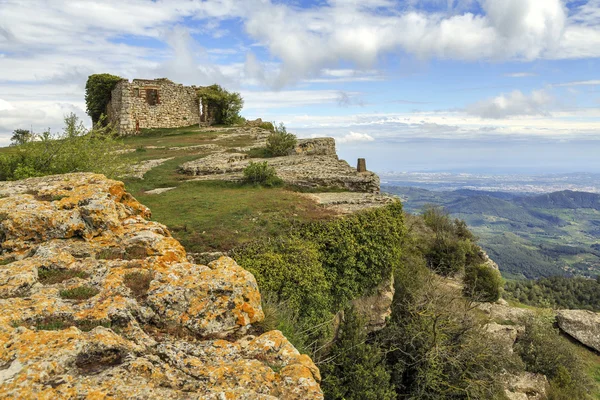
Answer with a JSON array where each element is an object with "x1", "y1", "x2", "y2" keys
[{"x1": 108, "y1": 78, "x2": 206, "y2": 135}]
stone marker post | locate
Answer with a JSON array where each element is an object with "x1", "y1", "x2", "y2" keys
[{"x1": 357, "y1": 158, "x2": 367, "y2": 173}]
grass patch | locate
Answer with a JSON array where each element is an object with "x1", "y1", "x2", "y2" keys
[
  {"x1": 38, "y1": 268, "x2": 89, "y2": 284},
  {"x1": 59, "y1": 285, "x2": 99, "y2": 301},
  {"x1": 10, "y1": 316, "x2": 112, "y2": 332},
  {"x1": 246, "y1": 147, "x2": 271, "y2": 158},
  {"x1": 0, "y1": 258, "x2": 14, "y2": 266},
  {"x1": 96, "y1": 248, "x2": 124, "y2": 260},
  {"x1": 123, "y1": 271, "x2": 153, "y2": 298},
  {"x1": 113, "y1": 126, "x2": 337, "y2": 253},
  {"x1": 130, "y1": 180, "x2": 335, "y2": 253}
]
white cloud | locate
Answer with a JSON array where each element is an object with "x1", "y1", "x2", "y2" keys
[
  {"x1": 504, "y1": 72, "x2": 538, "y2": 78},
  {"x1": 336, "y1": 131, "x2": 375, "y2": 143},
  {"x1": 241, "y1": 89, "x2": 351, "y2": 110},
  {"x1": 466, "y1": 89, "x2": 554, "y2": 119},
  {"x1": 0, "y1": 0, "x2": 600, "y2": 140},
  {"x1": 554, "y1": 80, "x2": 600, "y2": 87}
]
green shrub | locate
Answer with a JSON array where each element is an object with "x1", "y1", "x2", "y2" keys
[
  {"x1": 321, "y1": 307, "x2": 396, "y2": 400},
  {"x1": 266, "y1": 123, "x2": 297, "y2": 156},
  {"x1": 421, "y1": 205, "x2": 483, "y2": 276},
  {"x1": 380, "y1": 259, "x2": 517, "y2": 399},
  {"x1": 0, "y1": 113, "x2": 129, "y2": 181},
  {"x1": 85, "y1": 73, "x2": 122, "y2": 125},
  {"x1": 242, "y1": 161, "x2": 282, "y2": 186},
  {"x1": 515, "y1": 315, "x2": 594, "y2": 399},
  {"x1": 258, "y1": 121, "x2": 275, "y2": 131},
  {"x1": 235, "y1": 237, "x2": 332, "y2": 326},
  {"x1": 234, "y1": 202, "x2": 405, "y2": 356},
  {"x1": 197, "y1": 84, "x2": 244, "y2": 126},
  {"x1": 463, "y1": 263, "x2": 503, "y2": 302}
]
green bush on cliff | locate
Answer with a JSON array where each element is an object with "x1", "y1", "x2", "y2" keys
[
  {"x1": 85, "y1": 73, "x2": 123, "y2": 125},
  {"x1": 321, "y1": 307, "x2": 396, "y2": 400},
  {"x1": 463, "y1": 263, "x2": 503, "y2": 302},
  {"x1": 234, "y1": 201, "x2": 405, "y2": 352},
  {"x1": 379, "y1": 242, "x2": 518, "y2": 399},
  {"x1": 242, "y1": 161, "x2": 282, "y2": 186},
  {"x1": 266, "y1": 123, "x2": 297, "y2": 156},
  {"x1": 422, "y1": 205, "x2": 485, "y2": 276},
  {"x1": 515, "y1": 315, "x2": 594, "y2": 399},
  {"x1": 0, "y1": 113, "x2": 129, "y2": 181}
]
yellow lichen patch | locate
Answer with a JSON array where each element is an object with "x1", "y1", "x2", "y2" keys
[{"x1": 0, "y1": 174, "x2": 323, "y2": 398}]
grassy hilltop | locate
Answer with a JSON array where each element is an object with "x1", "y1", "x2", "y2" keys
[{"x1": 1, "y1": 122, "x2": 599, "y2": 399}]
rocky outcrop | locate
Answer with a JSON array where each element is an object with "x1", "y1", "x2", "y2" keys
[
  {"x1": 477, "y1": 301, "x2": 534, "y2": 323},
  {"x1": 556, "y1": 309, "x2": 600, "y2": 352},
  {"x1": 301, "y1": 192, "x2": 396, "y2": 214},
  {"x1": 484, "y1": 322, "x2": 520, "y2": 354},
  {"x1": 348, "y1": 274, "x2": 395, "y2": 332},
  {"x1": 180, "y1": 151, "x2": 380, "y2": 193},
  {"x1": 178, "y1": 134, "x2": 379, "y2": 193},
  {"x1": 0, "y1": 173, "x2": 322, "y2": 399},
  {"x1": 504, "y1": 372, "x2": 548, "y2": 400},
  {"x1": 294, "y1": 138, "x2": 336, "y2": 156}
]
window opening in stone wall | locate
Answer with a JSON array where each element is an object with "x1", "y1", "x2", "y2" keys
[
  {"x1": 146, "y1": 89, "x2": 159, "y2": 106},
  {"x1": 133, "y1": 88, "x2": 139, "y2": 97}
]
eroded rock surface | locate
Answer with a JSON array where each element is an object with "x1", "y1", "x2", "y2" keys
[
  {"x1": 556, "y1": 309, "x2": 600, "y2": 352},
  {"x1": 302, "y1": 192, "x2": 396, "y2": 214},
  {"x1": 179, "y1": 138, "x2": 380, "y2": 193},
  {"x1": 0, "y1": 173, "x2": 322, "y2": 399},
  {"x1": 503, "y1": 372, "x2": 548, "y2": 400}
]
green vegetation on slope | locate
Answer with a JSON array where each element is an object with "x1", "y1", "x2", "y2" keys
[
  {"x1": 3, "y1": 122, "x2": 597, "y2": 398},
  {"x1": 385, "y1": 186, "x2": 600, "y2": 279},
  {"x1": 85, "y1": 73, "x2": 122, "y2": 125},
  {"x1": 505, "y1": 276, "x2": 600, "y2": 311},
  {"x1": 0, "y1": 113, "x2": 129, "y2": 180}
]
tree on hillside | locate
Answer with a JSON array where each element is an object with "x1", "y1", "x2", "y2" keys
[
  {"x1": 10, "y1": 129, "x2": 32, "y2": 146},
  {"x1": 85, "y1": 73, "x2": 123, "y2": 125}
]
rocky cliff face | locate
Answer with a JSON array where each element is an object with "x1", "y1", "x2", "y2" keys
[
  {"x1": 178, "y1": 136, "x2": 380, "y2": 193},
  {"x1": 556, "y1": 309, "x2": 600, "y2": 353},
  {"x1": 0, "y1": 173, "x2": 322, "y2": 399}
]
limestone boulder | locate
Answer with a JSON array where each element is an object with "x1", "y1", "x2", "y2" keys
[
  {"x1": 484, "y1": 322, "x2": 520, "y2": 354},
  {"x1": 0, "y1": 173, "x2": 322, "y2": 399},
  {"x1": 504, "y1": 372, "x2": 548, "y2": 400},
  {"x1": 556, "y1": 309, "x2": 600, "y2": 352}
]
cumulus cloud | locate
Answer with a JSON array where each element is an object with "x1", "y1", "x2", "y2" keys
[
  {"x1": 336, "y1": 131, "x2": 375, "y2": 144},
  {"x1": 466, "y1": 90, "x2": 554, "y2": 119},
  {"x1": 1, "y1": 0, "x2": 600, "y2": 139}
]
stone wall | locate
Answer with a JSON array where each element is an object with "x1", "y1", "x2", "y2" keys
[{"x1": 107, "y1": 78, "x2": 216, "y2": 135}]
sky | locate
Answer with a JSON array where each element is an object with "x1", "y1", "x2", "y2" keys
[{"x1": 1, "y1": 0, "x2": 600, "y2": 174}]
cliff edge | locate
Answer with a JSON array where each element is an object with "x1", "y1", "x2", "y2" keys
[{"x1": 0, "y1": 173, "x2": 322, "y2": 399}]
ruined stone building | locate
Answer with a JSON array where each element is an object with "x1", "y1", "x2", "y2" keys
[{"x1": 106, "y1": 78, "x2": 217, "y2": 135}]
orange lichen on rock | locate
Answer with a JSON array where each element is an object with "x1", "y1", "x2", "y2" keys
[{"x1": 0, "y1": 173, "x2": 322, "y2": 399}]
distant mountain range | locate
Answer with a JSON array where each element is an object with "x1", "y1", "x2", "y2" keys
[{"x1": 384, "y1": 186, "x2": 600, "y2": 279}]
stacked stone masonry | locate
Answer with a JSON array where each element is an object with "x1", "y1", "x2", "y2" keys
[{"x1": 107, "y1": 78, "x2": 217, "y2": 135}]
